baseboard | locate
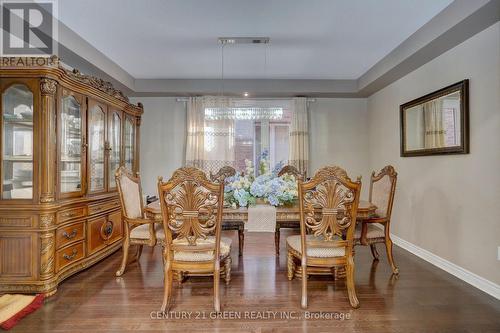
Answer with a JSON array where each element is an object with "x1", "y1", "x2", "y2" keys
[{"x1": 388, "y1": 232, "x2": 500, "y2": 300}]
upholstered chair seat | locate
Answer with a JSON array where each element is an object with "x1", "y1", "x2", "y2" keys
[
  {"x1": 130, "y1": 224, "x2": 166, "y2": 241},
  {"x1": 172, "y1": 237, "x2": 232, "y2": 261},
  {"x1": 286, "y1": 235, "x2": 345, "y2": 258},
  {"x1": 354, "y1": 224, "x2": 385, "y2": 240}
]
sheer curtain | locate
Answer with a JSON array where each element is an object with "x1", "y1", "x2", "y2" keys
[
  {"x1": 423, "y1": 99, "x2": 445, "y2": 149},
  {"x1": 185, "y1": 96, "x2": 235, "y2": 173},
  {"x1": 289, "y1": 97, "x2": 309, "y2": 175},
  {"x1": 185, "y1": 97, "x2": 205, "y2": 169}
]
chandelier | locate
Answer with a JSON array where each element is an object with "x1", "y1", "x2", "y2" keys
[
  {"x1": 213, "y1": 37, "x2": 276, "y2": 120},
  {"x1": 205, "y1": 107, "x2": 283, "y2": 120}
]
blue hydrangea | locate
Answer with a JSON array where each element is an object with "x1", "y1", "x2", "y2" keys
[{"x1": 233, "y1": 188, "x2": 254, "y2": 207}]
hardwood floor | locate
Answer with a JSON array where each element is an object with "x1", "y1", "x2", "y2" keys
[{"x1": 12, "y1": 230, "x2": 500, "y2": 332}]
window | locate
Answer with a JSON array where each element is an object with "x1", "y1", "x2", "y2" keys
[
  {"x1": 233, "y1": 118, "x2": 290, "y2": 174},
  {"x1": 202, "y1": 99, "x2": 291, "y2": 174},
  {"x1": 442, "y1": 95, "x2": 461, "y2": 147}
]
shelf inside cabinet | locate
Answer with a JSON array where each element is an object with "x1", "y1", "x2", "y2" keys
[{"x1": 3, "y1": 155, "x2": 33, "y2": 162}]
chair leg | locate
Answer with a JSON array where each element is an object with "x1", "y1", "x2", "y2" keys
[
  {"x1": 385, "y1": 237, "x2": 399, "y2": 274},
  {"x1": 346, "y1": 256, "x2": 360, "y2": 308},
  {"x1": 301, "y1": 259, "x2": 308, "y2": 309},
  {"x1": 135, "y1": 245, "x2": 144, "y2": 261},
  {"x1": 161, "y1": 259, "x2": 173, "y2": 312},
  {"x1": 224, "y1": 257, "x2": 232, "y2": 285},
  {"x1": 214, "y1": 262, "x2": 221, "y2": 312},
  {"x1": 238, "y1": 229, "x2": 244, "y2": 256},
  {"x1": 177, "y1": 271, "x2": 186, "y2": 285},
  {"x1": 370, "y1": 244, "x2": 380, "y2": 260},
  {"x1": 115, "y1": 233, "x2": 130, "y2": 277},
  {"x1": 287, "y1": 250, "x2": 295, "y2": 281}
]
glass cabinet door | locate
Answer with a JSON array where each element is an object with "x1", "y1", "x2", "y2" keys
[
  {"x1": 108, "y1": 111, "x2": 121, "y2": 189},
  {"x1": 1, "y1": 84, "x2": 34, "y2": 199},
  {"x1": 124, "y1": 116, "x2": 135, "y2": 171},
  {"x1": 88, "y1": 101, "x2": 106, "y2": 193},
  {"x1": 60, "y1": 94, "x2": 84, "y2": 195}
]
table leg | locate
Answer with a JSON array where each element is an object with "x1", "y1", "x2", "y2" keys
[
  {"x1": 275, "y1": 227, "x2": 280, "y2": 255},
  {"x1": 238, "y1": 228, "x2": 244, "y2": 256}
]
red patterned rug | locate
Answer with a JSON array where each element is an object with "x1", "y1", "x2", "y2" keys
[{"x1": 0, "y1": 294, "x2": 44, "y2": 330}]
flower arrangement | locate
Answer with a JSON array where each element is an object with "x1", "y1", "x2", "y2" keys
[
  {"x1": 224, "y1": 150, "x2": 298, "y2": 208},
  {"x1": 224, "y1": 159, "x2": 256, "y2": 208}
]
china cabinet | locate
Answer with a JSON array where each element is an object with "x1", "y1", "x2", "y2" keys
[{"x1": 0, "y1": 56, "x2": 143, "y2": 295}]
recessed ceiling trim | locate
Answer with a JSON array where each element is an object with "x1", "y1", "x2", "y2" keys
[{"x1": 55, "y1": 1, "x2": 499, "y2": 98}]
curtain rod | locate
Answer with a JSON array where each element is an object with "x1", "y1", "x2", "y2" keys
[{"x1": 175, "y1": 97, "x2": 316, "y2": 102}]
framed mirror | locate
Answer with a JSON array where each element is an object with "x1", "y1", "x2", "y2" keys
[{"x1": 400, "y1": 80, "x2": 469, "y2": 157}]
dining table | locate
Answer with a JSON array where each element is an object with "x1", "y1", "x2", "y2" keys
[{"x1": 144, "y1": 200, "x2": 377, "y2": 257}]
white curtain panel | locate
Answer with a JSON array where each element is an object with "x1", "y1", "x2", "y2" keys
[
  {"x1": 289, "y1": 97, "x2": 309, "y2": 175},
  {"x1": 423, "y1": 99, "x2": 445, "y2": 149},
  {"x1": 185, "y1": 97, "x2": 205, "y2": 169},
  {"x1": 185, "y1": 96, "x2": 236, "y2": 173}
]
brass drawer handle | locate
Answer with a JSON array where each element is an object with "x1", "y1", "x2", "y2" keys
[
  {"x1": 63, "y1": 248, "x2": 78, "y2": 260},
  {"x1": 63, "y1": 211, "x2": 78, "y2": 218},
  {"x1": 63, "y1": 229, "x2": 78, "y2": 239},
  {"x1": 100, "y1": 220, "x2": 114, "y2": 241}
]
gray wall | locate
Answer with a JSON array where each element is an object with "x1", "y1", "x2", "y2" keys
[
  {"x1": 130, "y1": 97, "x2": 186, "y2": 197},
  {"x1": 367, "y1": 22, "x2": 500, "y2": 284},
  {"x1": 309, "y1": 98, "x2": 370, "y2": 198}
]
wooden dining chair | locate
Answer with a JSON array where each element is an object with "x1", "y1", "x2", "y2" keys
[
  {"x1": 278, "y1": 165, "x2": 306, "y2": 180},
  {"x1": 157, "y1": 167, "x2": 232, "y2": 312},
  {"x1": 286, "y1": 166, "x2": 362, "y2": 309},
  {"x1": 115, "y1": 166, "x2": 164, "y2": 277},
  {"x1": 209, "y1": 165, "x2": 237, "y2": 183},
  {"x1": 210, "y1": 166, "x2": 245, "y2": 256},
  {"x1": 274, "y1": 165, "x2": 305, "y2": 255},
  {"x1": 354, "y1": 165, "x2": 399, "y2": 274}
]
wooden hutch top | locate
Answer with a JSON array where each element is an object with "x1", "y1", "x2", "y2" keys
[{"x1": 0, "y1": 55, "x2": 143, "y2": 116}]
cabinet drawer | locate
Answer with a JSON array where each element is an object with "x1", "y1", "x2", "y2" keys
[
  {"x1": 56, "y1": 241, "x2": 84, "y2": 272},
  {"x1": 56, "y1": 221, "x2": 84, "y2": 249},
  {"x1": 88, "y1": 200, "x2": 120, "y2": 216},
  {"x1": 87, "y1": 210, "x2": 122, "y2": 255},
  {"x1": 57, "y1": 207, "x2": 86, "y2": 223}
]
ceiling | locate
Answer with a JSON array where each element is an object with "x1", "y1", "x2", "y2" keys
[{"x1": 58, "y1": 0, "x2": 453, "y2": 80}]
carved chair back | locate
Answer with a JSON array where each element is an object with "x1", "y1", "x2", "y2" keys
[
  {"x1": 209, "y1": 166, "x2": 236, "y2": 183},
  {"x1": 298, "y1": 166, "x2": 361, "y2": 254},
  {"x1": 369, "y1": 166, "x2": 397, "y2": 220},
  {"x1": 115, "y1": 166, "x2": 144, "y2": 220},
  {"x1": 278, "y1": 165, "x2": 305, "y2": 180},
  {"x1": 157, "y1": 167, "x2": 225, "y2": 260}
]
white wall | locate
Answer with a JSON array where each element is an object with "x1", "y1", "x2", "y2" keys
[
  {"x1": 309, "y1": 98, "x2": 370, "y2": 198},
  {"x1": 367, "y1": 22, "x2": 500, "y2": 284},
  {"x1": 130, "y1": 97, "x2": 186, "y2": 196}
]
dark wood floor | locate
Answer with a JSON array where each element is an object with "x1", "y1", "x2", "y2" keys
[{"x1": 12, "y1": 230, "x2": 500, "y2": 332}]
